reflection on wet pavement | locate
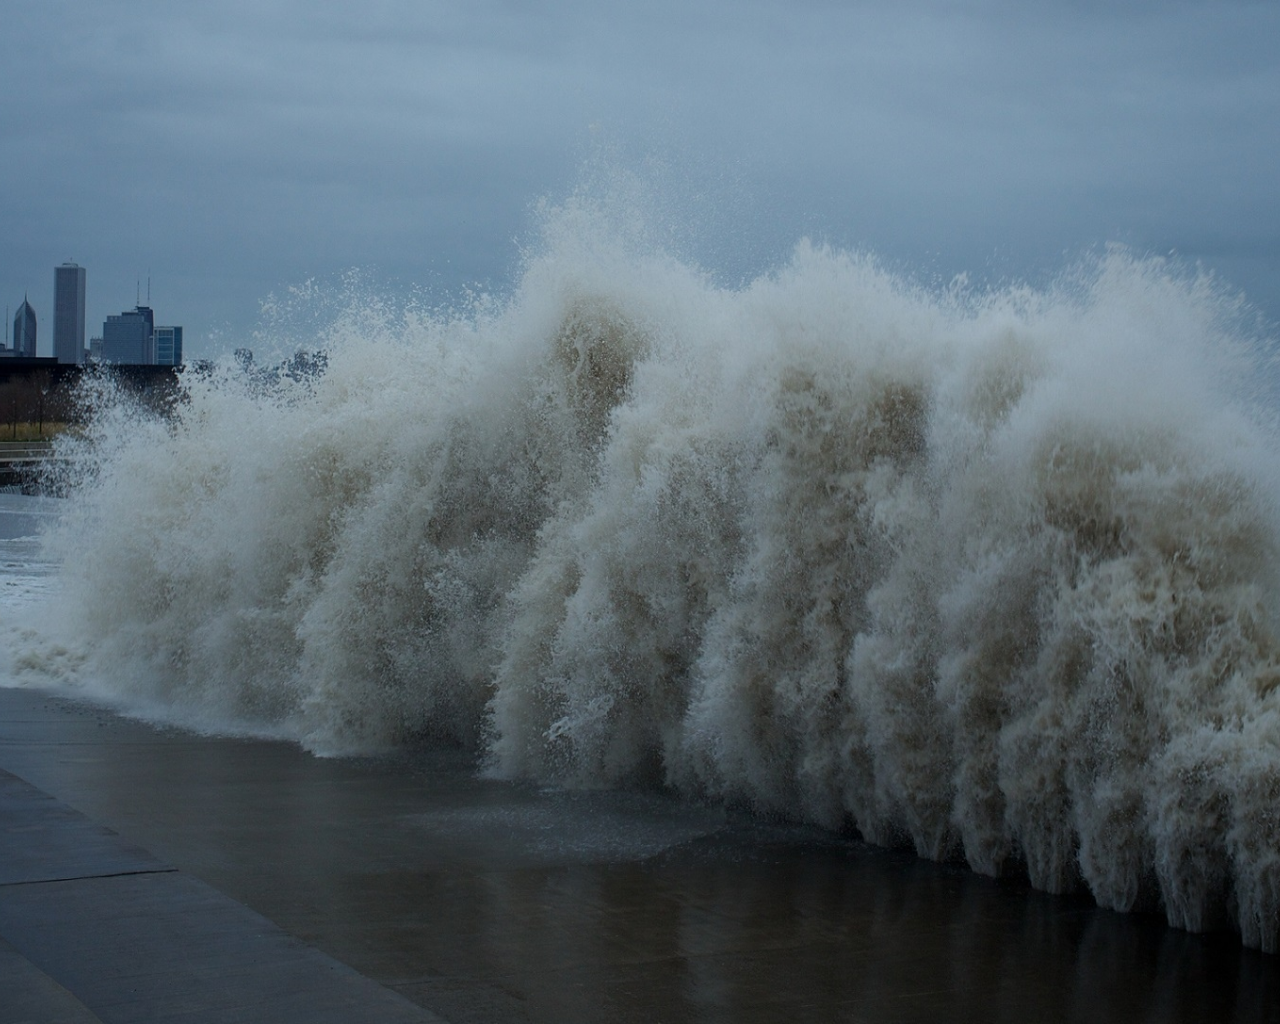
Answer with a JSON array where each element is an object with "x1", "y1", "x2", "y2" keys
[{"x1": 0, "y1": 688, "x2": 1273, "y2": 1023}]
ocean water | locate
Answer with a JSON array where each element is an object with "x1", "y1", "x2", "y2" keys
[
  {"x1": 0, "y1": 494, "x2": 61, "y2": 610},
  {"x1": 8, "y1": 198, "x2": 1280, "y2": 951}
]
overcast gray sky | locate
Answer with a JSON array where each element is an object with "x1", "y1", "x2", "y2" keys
[{"x1": 4, "y1": 0, "x2": 1278, "y2": 359}]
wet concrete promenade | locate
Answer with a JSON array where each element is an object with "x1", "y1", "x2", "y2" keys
[{"x1": 0, "y1": 686, "x2": 1275, "y2": 1024}]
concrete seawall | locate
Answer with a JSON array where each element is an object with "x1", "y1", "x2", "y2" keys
[{"x1": 0, "y1": 443, "x2": 55, "y2": 492}]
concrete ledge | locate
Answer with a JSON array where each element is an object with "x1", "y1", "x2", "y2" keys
[
  {"x1": 0, "y1": 934, "x2": 103, "y2": 1024},
  {"x1": 0, "y1": 770, "x2": 169, "y2": 886},
  {"x1": 0, "y1": 769, "x2": 444, "y2": 1024}
]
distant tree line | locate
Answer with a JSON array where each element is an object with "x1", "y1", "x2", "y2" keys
[
  {"x1": 0, "y1": 362, "x2": 183, "y2": 439},
  {"x1": 0, "y1": 370, "x2": 65, "y2": 439},
  {"x1": 0, "y1": 351, "x2": 329, "y2": 440}
]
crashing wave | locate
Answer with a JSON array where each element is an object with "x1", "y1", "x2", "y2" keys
[{"x1": 41, "y1": 203, "x2": 1280, "y2": 950}]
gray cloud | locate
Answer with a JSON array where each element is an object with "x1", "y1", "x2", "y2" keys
[{"x1": 3, "y1": 0, "x2": 1278, "y2": 356}]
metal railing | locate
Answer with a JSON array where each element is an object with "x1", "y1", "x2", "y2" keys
[
  {"x1": 0, "y1": 442, "x2": 66, "y2": 493},
  {"x1": 0, "y1": 442, "x2": 56, "y2": 463}
]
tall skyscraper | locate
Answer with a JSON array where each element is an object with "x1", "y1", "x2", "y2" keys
[
  {"x1": 54, "y1": 262, "x2": 86, "y2": 365},
  {"x1": 12, "y1": 297, "x2": 37, "y2": 358},
  {"x1": 102, "y1": 305, "x2": 154, "y2": 365}
]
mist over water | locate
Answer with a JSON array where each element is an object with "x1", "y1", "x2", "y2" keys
[{"x1": 18, "y1": 194, "x2": 1280, "y2": 950}]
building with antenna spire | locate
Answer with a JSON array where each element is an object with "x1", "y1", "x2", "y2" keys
[
  {"x1": 54, "y1": 261, "x2": 86, "y2": 364},
  {"x1": 102, "y1": 304, "x2": 154, "y2": 364},
  {"x1": 99, "y1": 276, "x2": 183, "y2": 366}
]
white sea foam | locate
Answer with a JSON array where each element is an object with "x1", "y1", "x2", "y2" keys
[{"x1": 33, "y1": 197, "x2": 1280, "y2": 949}]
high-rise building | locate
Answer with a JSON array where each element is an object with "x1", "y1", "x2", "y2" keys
[
  {"x1": 54, "y1": 262, "x2": 86, "y2": 365},
  {"x1": 12, "y1": 297, "x2": 37, "y2": 358},
  {"x1": 100, "y1": 300, "x2": 183, "y2": 366},
  {"x1": 102, "y1": 305, "x2": 154, "y2": 365},
  {"x1": 153, "y1": 325, "x2": 183, "y2": 366}
]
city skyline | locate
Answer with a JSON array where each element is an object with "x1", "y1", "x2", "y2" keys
[
  {"x1": 6, "y1": 263, "x2": 181, "y2": 366},
  {"x1": 6, "y1": 265, "x2": 170, "y2": 361}
]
